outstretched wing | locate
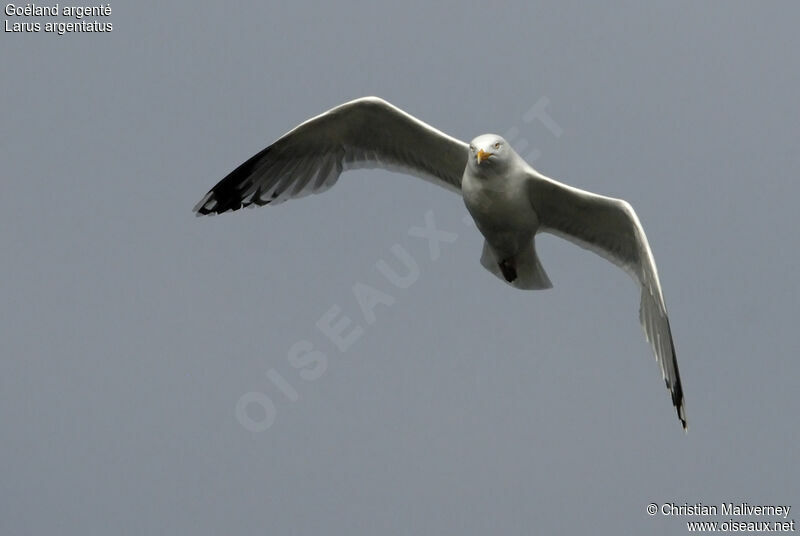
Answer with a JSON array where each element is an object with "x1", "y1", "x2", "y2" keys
[
  {"x1": 528, "y1": 171, "x2": 687, "y2": 430},
  {"x1": 194, "y1": 97, "x2": 469, "y2": 215}
]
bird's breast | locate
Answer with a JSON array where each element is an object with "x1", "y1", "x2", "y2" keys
[{"x1": 462, "y1": 173, "x2": 538, "y2": 235}]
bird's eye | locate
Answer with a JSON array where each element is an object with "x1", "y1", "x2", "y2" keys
[
  {"x1": 469, "y1": 145, "x2": 475, "y2": 152},
  {"x1": 494, "y1": 142, "x2": 501, "y2": 149}
]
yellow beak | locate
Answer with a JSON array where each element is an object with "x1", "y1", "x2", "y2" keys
[{"x1": 476, "y1": 149, "x2": 493, "y2": 164}]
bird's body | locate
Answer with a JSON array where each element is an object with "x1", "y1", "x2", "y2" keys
[
  {"x1": 463, "y1": 161, "x2": 538, "y2": 256},
  {"x1": 194, "y1": 96, "x2": 687, "y2": 430},
  {"x1": 461, "y1": 136, "x2": 548, "y2": 288}
]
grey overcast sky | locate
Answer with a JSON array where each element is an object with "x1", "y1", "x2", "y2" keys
[{"x1": 2, "y1": 1, "x2": 799, "y2": 534}]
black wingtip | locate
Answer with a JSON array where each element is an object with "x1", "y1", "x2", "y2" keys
[
  {"x1": 192, "y1": 145, "x2": 275, "y2": 216},
  {"x1": 665, "y1": 373, "x2": 687, "y2": 432},
  {"x1": 674, "y1": 386, "x2": 687, "y2": 434},
  {"x1": 192, "y1": 192, "x2": 215, "y2": 216},
  {"x1": 662, "y1": 323, "x2": 687, "y2": 433}
]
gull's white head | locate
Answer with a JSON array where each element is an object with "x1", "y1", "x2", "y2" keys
[{"x1": 468, "y1": 134, "x2": 512, "y2": 174}]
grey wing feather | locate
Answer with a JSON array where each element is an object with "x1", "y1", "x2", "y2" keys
[
  {"x1": 194, "y1": 97, "x2": 469, "y2": 215},
  {"x1": 527, "y1": 171, "x2": 687, "y2": 430}
]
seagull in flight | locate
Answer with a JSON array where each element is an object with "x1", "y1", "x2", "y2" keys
[{"x1": 194, "y1": 97, "x2": 687, "y2": 430}]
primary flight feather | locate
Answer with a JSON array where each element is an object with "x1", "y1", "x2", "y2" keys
[{"x1": 194, "y1": 96, "x2": 687, "y2": 430}]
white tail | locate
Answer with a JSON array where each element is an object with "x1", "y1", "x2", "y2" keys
[{"x1": 479, "y1": 239, "x2": 552, "y2": 290}]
